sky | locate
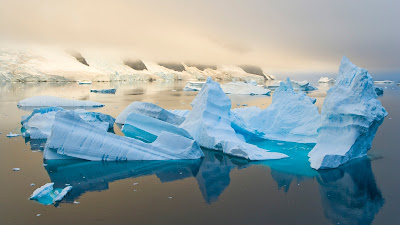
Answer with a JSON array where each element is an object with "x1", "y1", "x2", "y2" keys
[{"x1": 0, "y1": 0, "x2": 399, "y2": 73}]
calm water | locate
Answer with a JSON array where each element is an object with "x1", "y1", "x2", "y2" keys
[{"x1": 0, "y1": 80, "x2": 399, "y2": 225}]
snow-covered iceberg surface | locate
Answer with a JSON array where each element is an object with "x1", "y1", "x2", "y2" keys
[
  {"x1": 21, "y1": 107, "x2": 115, "y2": 139},
  {"x1": 90, "y1": 88, "x2": 116, "y2": 94},
  {"x1": 221, "y1": 82, "x2": 271, "y2": 95},
  {"x1": 17, "y1": 96, "x2": 104, "y2": 108},
  {"x1": 44, "y1": 111, "x2": 203, "y2": 160},
  {"x1": 115, "y1": 101, "x2": 186, "y2": 125},
  {"x1": 122, "y1": 112, "x2": 193, "y2": 143},
  {"x1": 308, "y1": 57, "x2": 387, "y2": 170},
  {"x1": 247, "y1": 78, "x2": 321, "y2": 143},
  {"x1": 318, "y1": 77, "x2": 336, "y2": 83},
  {"x1": 30, "y1": 183, "x2": 54, "y2": 200},
  {"x1": 179, "y1": 77, "x2": 287, "y2": 160}
]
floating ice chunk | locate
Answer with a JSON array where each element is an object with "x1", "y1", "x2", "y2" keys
[
  {"x1": 374, "y1": 80, "x2": 395, "y2": 84},
  {"x1": 30, "y1": 183, "x2": 54, "y2": 199},
  {"x1": 247, "y1": 78, "x2": 321, "y2": 143},
  {"x1": 12, "y1": 168, "x2": 20, "y2": 171},
  {"x1": 17, "y1": 96, "x2": 104, "y2": 108},
  {"x1": 183, "y1": 81, "x2": 205, "y2": 91},
  {"x1": 308, "y1": 57, "x2": 388, "y2": 170},
  {"x1": 374, "y1": 86, "x2": 384, "y2": 96},
  {"x1": 168, "y1": 110, "x2": 190, "y2": 118},
  {"x1": 6, "y1": 132, "x2": 21, "y2": 137},
  {"x1": 116, "y1": 101, "x2": 186, "y2": 125},
  {"x1": 318, "y1": 77, "x2": 336, "y2": 83},
  {"x1": 90, "y1": 89, "x2": 116, "y2": 94},
  {"x1": 291, "y1": 80, "x2": 318, "y2": 91},
  {"x1": 179, "y1": 77, "x2": 287, "y2": 160},
  {"x1": 53, "y1": 186, "x2": 73, "y2": 202},
  {"x1": 221, "y1": 82, "x2": 271, "y2": 95},
  {"x1": 44, "y1": 111, "x2": 203, "y2": 160},
  {"x1": 122, "y1": 112, "x2": 193, "y2": 143},
  {"x1": 21, "y1": 107, "x2": 115, "y2": 139}
]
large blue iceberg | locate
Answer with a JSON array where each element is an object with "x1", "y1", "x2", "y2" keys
[
  {"x1": 44, "y1": 111, "x2": 204, "y2": 160},
  {"x1": 308, "y1": 57, "x2": 387, "y2": 169},
  {"x1": 179, "y1": 77, "x2": 287, "y2": 160}
]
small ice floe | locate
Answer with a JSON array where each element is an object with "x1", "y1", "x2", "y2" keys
[
  {"x1": 171, "y1": 90, "x2": 177, "y2": 92},
  {"x1": 12, "y1": 168, "x2": 20, "y2": 171},
  {"x1": 78, "y1": 80, "x2": 92, "y2": 84},
  {"x1": 73, "y1": 201, "x2": 80, "y2": 204},
  {"x1": 168, "y1": 197, "x2": 173, "y2": 199},
  {"x1": 36, "y1": 214, "x2": 41, "y2": 217},
  {"x1": 318, "y1": 77, "x2": 335, "y2": 83},
  {"x1": 133, "y1": 183, "x2": 139, "y2": 186},
  {"x1": 90, "y1": 89, "x2": 116, "y2": 94},
  {"x1": 6, "y1": 132, "x2": 21, "y2": 137},
  {"x1": 53, "y1": 186, "x2": 73, "y2": 202},
  {"x1": 30, "y1": 183, "x2": 54, "y2": 200},
  {"x1": 42, "y1": 164, "x2": 48, "y2": 167},
  {"x1": 242, "y1": 104, "x2": 248, "y2": 106},
  {"x1": 30, "y1": 183, "x2": 35, "y2": 186}
]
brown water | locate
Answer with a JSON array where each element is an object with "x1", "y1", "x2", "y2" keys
[{"x1": 0, "y1": 80, "x2": 399, "y2": 225}]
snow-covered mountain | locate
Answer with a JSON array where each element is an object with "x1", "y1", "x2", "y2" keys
[{"x1": 0, "y1": 46, "x2": 273, "y2": 83}]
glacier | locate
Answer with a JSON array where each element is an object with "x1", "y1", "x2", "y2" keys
[
  {"x1": 179, "y1": 77, "x2": 287, "y2": 160},
  {"x1": 17, "y1": 96, "x2": 104, "y2": 108},
  {"x1": 115, "y1": 101, "x2": 186, "y2": 125},
  {"x1": 221, "y1": 82, "x2": 271, "y2": 95},
  {"x1": 21, "y1": 107, "x2": 115, "y2": 139},
  {"x1": 246, "y1": 78, "x2": 321, "y2": 143},
  {"x1": 122, "y1": 112, "x2": 193, "y2": 143},
  {"x1": 308, "y1": 57, "x2": 387, "y2": 170},
  {"x1": 44, "y1": 111, "x2": 203, "y2": 160}
]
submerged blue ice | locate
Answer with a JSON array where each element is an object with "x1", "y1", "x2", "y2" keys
[{"x1": 308, "y1": 57, "x2": 387, "y2": 169}]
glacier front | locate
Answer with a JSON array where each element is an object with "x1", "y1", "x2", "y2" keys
[
  {"x1": 44, "y1": 111, "x2": 204, "y2": 160},
  {"x1": 308, "y1": 57, "x2": 387, "y2": 170},
  {"x1": 179, "y1": 77, "x2": 287, "y2": 160}
]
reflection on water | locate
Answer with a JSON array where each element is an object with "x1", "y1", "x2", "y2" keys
[
  {"x1": 317, "y1": 157, "x2": 384, "y2": 225},
  {"x1": 43, "y1": 143, "x2": 384, "y2": 224}
]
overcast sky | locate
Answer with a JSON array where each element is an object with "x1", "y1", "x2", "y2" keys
[{"x1": 0, "y1": 0, "x2": 399, "y2": 72}]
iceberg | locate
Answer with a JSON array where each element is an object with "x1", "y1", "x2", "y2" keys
[
  {"x1": 308, "y1": 57, "x2": 387, "y2": 170},
  {"x1": 122, "y1": 112, "x2": 193, "y2": 143},
  {"x1": 44, "y1": 111, "x2": 203, "y2": 160},
  {"x1": 17, "y1": 96, "x2": 104, "y2": 108},
  {"x1": 90, "y1": 88, "x2": 116, "y2": 94},
  {"x1": 291, "y1": 80, "x2": 318, "y2": 91},
  {"x1": 6, "y1": 132, "x2": 21, "y2": 137},
  {"x1": 179, "y1": 77, "x2": 287, "y2": 160},
  {"x1": 183, "y1": 81, "x2": 205, "y2": 91},
  {"x1": 318, "y1": 77, "x2": 336, "y2": 83},
  {"x1": 21, "y1": 107, "x2": 115, "y2": 139},
  {"x1": 247, "y1": 78, "x2": 321, "y2": 143},
  {"x1": 221, "y1": 82, "x2": 271, "y2": 95},
  {"x1": 30, "y1": 183, "x2": 54, "y2": 199},
  {"x1": 115, "y1": 101, "x2": 185, "y2": 125}
]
